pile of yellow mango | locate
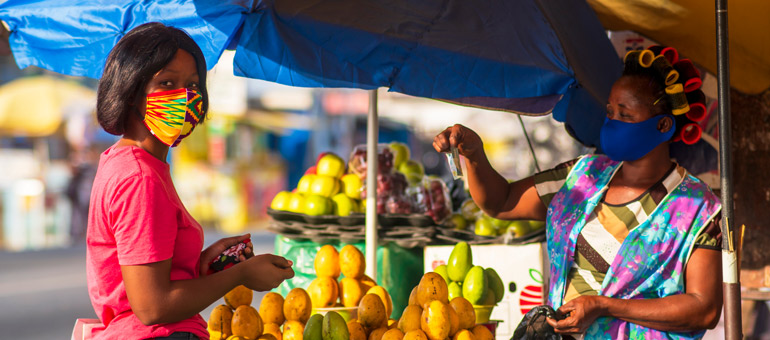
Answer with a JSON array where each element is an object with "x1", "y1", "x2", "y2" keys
[{"x1": 208, "y1": 243, "x2": 495, "y2": 340}]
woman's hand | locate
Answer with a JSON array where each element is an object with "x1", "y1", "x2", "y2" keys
[
  {"x1": 199, "y1": 233, "x2": 254, "y2": 276},
  {"x1": 239, "y1": 254, "x2": 295, "y2": 291},
  {"x1": 433, "y1": 124, "x2": 484, "y2": 161},
  {"x1": 546, "y1": 296, "x2": 606, "y2": 334}
]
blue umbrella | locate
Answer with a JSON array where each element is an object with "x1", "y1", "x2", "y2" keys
[
  {"x1": 0, "y1": 0, "x2": 248, "y2": 78},
  {"x1": 0, "y1": 0, "x2": 621, "y2": 148},
  {"x1": 0, "y1": 0, "x2": 621, "y2": 280}
]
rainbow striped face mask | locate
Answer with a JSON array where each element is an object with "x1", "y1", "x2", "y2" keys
[{"x1": 143, "y1": 88, "x2": 203, "y2": 147}]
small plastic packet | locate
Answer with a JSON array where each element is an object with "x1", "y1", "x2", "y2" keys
[{"x1": 445, "y1": 147, "x2": 463, "y2": 180}]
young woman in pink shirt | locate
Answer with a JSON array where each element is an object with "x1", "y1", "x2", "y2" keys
[{"x1": 86, "y1": 23, "x2": 295, "y2": 340}]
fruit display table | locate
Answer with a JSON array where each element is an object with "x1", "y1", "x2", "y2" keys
[
  {"x1": 424, "y1": 243, "x2": 546, "y2": 340},
  {"x1": 273, "y1": 235, "x2": 424, "y2": 319}
]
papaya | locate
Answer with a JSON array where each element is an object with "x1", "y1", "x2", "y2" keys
[
  {"x1": 403, "y1": 330, "x2": 429, "y2": 340},
  {"x1": 360, "y1": 274, "x2": 377, "y2": 292},
  {"x1": 232, "y1": 305, "x2": 263, "y2": 340},
  {"x1": 368, "y1": 327, "x2": 388, "y2": 340},
  {"x1": 449, "y1": 297, "x2": 476, "y2": 330},
  {"x1": 339, "y1": 277, "x2": 365, "y2": 307},
  {"x1": 322, "y1": 311, "x2": 350, "y2": 340},
  {"x1": 208, "y1": 304, "x2": 234, "y2": 340},
  {"x1": 358, "y1": 294, "x2": 387, "y2": 330},
  {"x1": 308, "y1": 277, "x2": 340, "y2": 308},
  {"x1": 284, "y1": 288, "x2": 313, "y2": 323},
  {"x1": 339, "y1": 244, "x2": 366, "y2": 279},
  {"x1": 366, "y1": 286, "x2": 394, "y2": 318},
  {"x1": 260, "y1": 292, "x2": 286, "y2": 325},
  {"x1": 382, "y1": 328, "x2": 405, "y2": 340},
  {"x1": 416, "y1": 272, "x2": 449, "y2": 307},
  {"x1": 225, "y1": 285, "x2": 254, "y2": 310},
  {"x1": 283, "y1": 321, "x2": 305, "y2": 340},
  {"x1": 397, "y1": 305, "x2": 422, "y2": 333},
  {"x1": 452, "y1": 329, "x2": 476, "y2": 340},
  {"x1": 347, "y1": 320, "x2": 368, "y2": 340},
  {"x1": 263, "y1": 323, "x2": 283, "y2": 340},
  {"x1": 469, "y1": 325, "x2": 493, "y2": 340},
  {"x1": 419, "y1": 300, "x2": 450, "y2": 340},
  {"x1": 315, "y1": 245, "x2": 341, "y2": 279}
]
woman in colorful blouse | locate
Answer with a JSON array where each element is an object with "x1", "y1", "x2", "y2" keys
[{"x1": 433, "y1": 47, "x2": 721, "y2": 339}]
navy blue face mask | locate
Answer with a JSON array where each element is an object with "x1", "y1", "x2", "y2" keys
[{"x1": 600, "y1": 114, "x2": 675, "y2": 161}]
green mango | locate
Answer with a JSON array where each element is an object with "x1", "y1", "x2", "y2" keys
[
  {"x1": 322, "y1": 311, "x2": 350, "y2": 340},
  {"x1": 462, "y1": 266, "x2": 487, "y2": 304},
  {"x1": 304, "y1": 314, "x2": 324, "y2": 340},
  {"x1": 435, "y1": 264, "x2": 450, "y2": 284},
  {"x1": 485, "y1": 268, "x2": 505, "y2": 303},
  {"x1": 448, "y1": 281, "x2": 463, "y2": 301},
  {"x1": 447, "y1": 242, "x2": 473, "y2": 282},
  {"x1": 480, "y1": 288, "x2": 496, "y2": 306},
  {"x1": 488, "y1": 217, "x2": 511, "y2": 230}
]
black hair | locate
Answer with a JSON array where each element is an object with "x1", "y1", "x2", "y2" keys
[
  {"x1": 620, "y1": 60, "x2": 671, "y2": 117},
  {"x1": 96, "y1": 22, "x2": 209, "y2": 135},
  {"x1": 620, "y1": 55, "x2": 685, "y2": 139}
]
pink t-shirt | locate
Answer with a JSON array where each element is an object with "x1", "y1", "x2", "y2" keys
[{"x1": 86, "y1": 145, "x2": 208, "y2": 340}]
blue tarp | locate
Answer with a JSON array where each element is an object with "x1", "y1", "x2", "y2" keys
[{"x1": 0, "y1": 0, "x2": 622, "y2": 147}]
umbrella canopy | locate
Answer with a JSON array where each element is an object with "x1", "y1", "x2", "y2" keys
[
  {"x1": 587, "y1": 0, "x2": 770, "y2": 95},
  {"x1": 0, "y1": 0, "x2": 248, "y2": 78},
  {"x1": 0, "y1": 0, "x2": 622, "y2": 148},
  {"x1": 0, "y1": 76, "x2": 95, "y2": 136}
]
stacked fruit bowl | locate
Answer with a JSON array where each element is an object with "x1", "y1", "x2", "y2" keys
[{"x1": 269, "y1": 142, "x2": 453, "y2": 227}]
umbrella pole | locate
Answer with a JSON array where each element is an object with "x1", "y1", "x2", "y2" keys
[
  {"x1": 365, "y1": 89, "x2": 379, "y2": 281},
  {"x1": 716, "y1": 0, "x2": 741, "y2": 338}
]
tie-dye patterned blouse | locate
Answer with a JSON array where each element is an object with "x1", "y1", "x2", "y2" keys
[
  {"x1": 534, "y1": 159, "x2": 722, "y2": 303},
  {"x1": 534, "y1": 154, "x2": 721, "y2": 339}
]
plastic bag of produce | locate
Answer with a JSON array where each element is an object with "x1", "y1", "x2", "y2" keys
[
  {"x1": 409, "y1": 177, "x2": 452, "y2": 224},
  {"x1": 347, "y1": 143, "x2": 394, "y2": 179}
]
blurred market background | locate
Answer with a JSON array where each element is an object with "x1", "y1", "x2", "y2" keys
[{"x1": 0, "y1": 48, "x2": 586, "y2": 252}]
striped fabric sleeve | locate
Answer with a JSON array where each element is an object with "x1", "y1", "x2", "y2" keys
[
  {"x1": 694, "y1": 211, "x2": 722, "y2": 250},
  {"x1": 533, "y1": 157, "x2": 581, "y2": 207}
]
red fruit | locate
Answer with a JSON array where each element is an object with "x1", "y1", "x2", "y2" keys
[{"x1": 305, "y1": 165, "x2": 317, "y2": 175}]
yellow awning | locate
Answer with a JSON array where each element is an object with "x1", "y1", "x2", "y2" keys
[
  {"x1": 0, "y1": 76, "x2": 95, "y2": 136},
  {"x1": 588, "y1": 0, "x2": 770, "y2": 94}
]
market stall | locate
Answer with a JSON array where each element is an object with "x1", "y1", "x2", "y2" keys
[{"x1": 0, "y1": 0, "x2": 749, "y2": 339}]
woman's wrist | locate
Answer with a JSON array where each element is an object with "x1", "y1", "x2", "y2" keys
[{"x1": 593, "y1": 296, "x2": 612, "y2": 317}]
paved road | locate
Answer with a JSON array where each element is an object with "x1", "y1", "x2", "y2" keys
[{"x1": 0, "y1": 230, "x2": 276, "y2": 339}]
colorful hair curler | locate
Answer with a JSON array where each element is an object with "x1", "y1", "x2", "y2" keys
[
  {"x1": 624, "y1": 50, "x2": 655, "y2": 68},
  {"x1": 685, "y1": 90, "x2": 707, "y2": 122},
  {"x1": 673, "y1": 59, "x2": 702, "y2": 93},
  {"x1": 679, "y1": 123, "x2": 702, "y2": 145},
  {"x1": 666, "y1": 83, "x2": 690, "y2": 115},
  {"x1": 651, "y1": 55, "x2": 679, "y2": 86},
  {"x1": 648, "y1": 45, "x2": 680, "y2": 64}
]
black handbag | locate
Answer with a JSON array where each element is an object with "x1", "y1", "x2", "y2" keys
[{"x1": 511, "y1": 305, "x2": 564, "y2": 340}]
